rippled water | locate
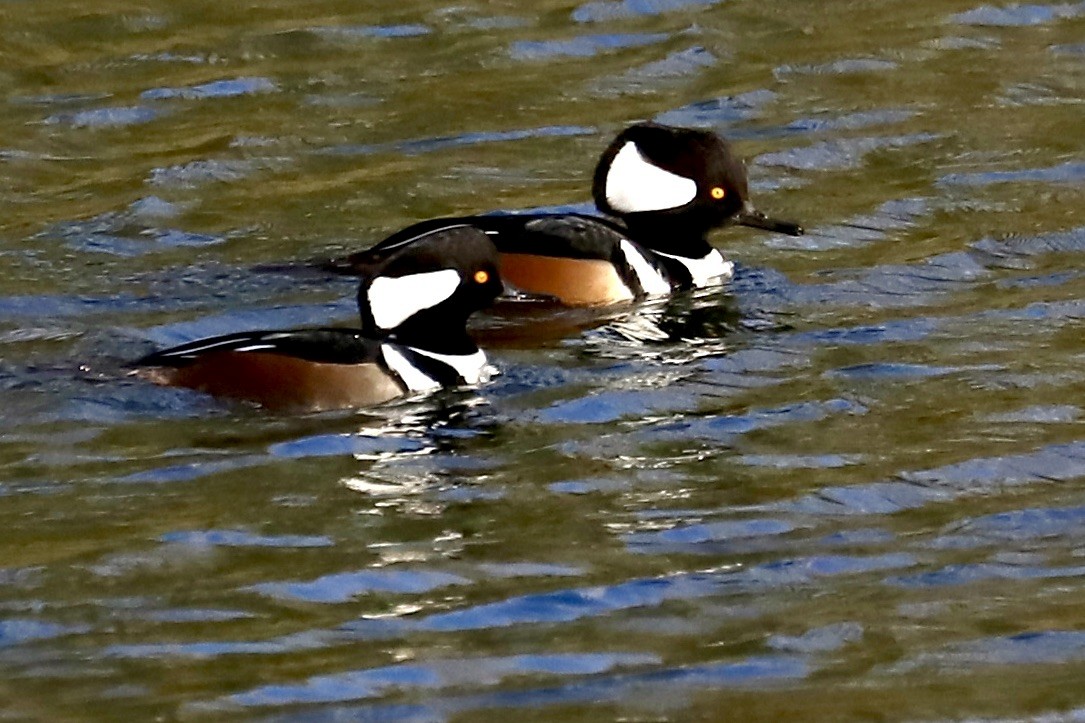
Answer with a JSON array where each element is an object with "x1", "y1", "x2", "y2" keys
[{"x1": 1, "y1": 0, "x2": 1084, "y2": 719}]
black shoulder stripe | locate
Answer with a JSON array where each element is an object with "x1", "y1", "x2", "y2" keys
[
  {"x1": 651, "y1": 253, "x2": 695, "y2": 289},
  {"x1": 610, "y1": 238, "x2": 685, "y2": 298},
  {"x1": 390, "y1": 345, "x2": 466, "y2": 387}
]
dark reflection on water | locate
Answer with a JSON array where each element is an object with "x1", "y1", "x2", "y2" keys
[{"x1": 0, "y1": 0, "x2": 1084, "y2": 719}]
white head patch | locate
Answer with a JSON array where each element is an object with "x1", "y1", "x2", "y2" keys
[
  {"x1": 367, "y1": 268, "x2": 460, "y2": 330},
  {"x1": 605, "y1": 142, "x2": 698, "y2": 213}
]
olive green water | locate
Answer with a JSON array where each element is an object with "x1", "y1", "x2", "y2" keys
[{"x1": 1, "y1": 0, "x2": 1084, "y2": 720}]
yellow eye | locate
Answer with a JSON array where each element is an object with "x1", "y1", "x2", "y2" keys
[
  {"x1": 710, "y1": 186, "x2": 726, "y2": 200},
  {"x1": 473, "y1": 270, "x2": 490, "y2": 284}
]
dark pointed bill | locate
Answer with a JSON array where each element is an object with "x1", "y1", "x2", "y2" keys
[{"x1": 735, "y1": 206, "x2": 804, "y2": 236}]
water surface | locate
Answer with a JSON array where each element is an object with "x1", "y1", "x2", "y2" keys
[{"x1": 1, "y1": 0, "x2": 1084, "y2": 719}]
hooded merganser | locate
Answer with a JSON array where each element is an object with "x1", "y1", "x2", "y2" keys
[
  {"x1": 328, "y1": 122, "x2": 802, "y2": 306},
  {"x1": 134, "y1": 225, "x2": 503, "y2": 411}
]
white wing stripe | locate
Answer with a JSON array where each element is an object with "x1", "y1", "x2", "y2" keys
[
  {"x1": 230, "y1": 344, "x2": 278, "y2": 353},
  {"x1": 158, "y1": 336, "x2": 273, "y2": 357}
]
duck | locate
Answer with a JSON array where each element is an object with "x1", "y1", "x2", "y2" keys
[
  {"x1": 325, "y1": 122, "x2": 802, "y2": 306},
  {"x1": 133, "y1": 225, "x2": 503, "y2": 411}
]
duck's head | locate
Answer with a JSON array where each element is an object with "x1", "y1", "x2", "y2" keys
[
  {"x1": 357, "y1": 225, "x2": 502, "y2": 351},
  {"x1": 592, "y1": 122, "x2": 802, "y2": 240}
]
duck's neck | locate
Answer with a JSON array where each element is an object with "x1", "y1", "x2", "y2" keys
[
  {"x1": 616, "y1": 215, "x2": 734, "y2": 288},
  {"x1": 382, "y1": 311, "x2": 480, "y2": 356},
  {"x1": 620, "y1": 215, "x2": 715, "y2": 260}
]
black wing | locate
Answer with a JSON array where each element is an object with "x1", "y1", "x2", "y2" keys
[
  {"x1": 135, "y1": 328, "x2": 383, "y2": 367},
  {"x1": 481, "y1": 214, "x2": 697, "y2": 292},
  {"x1": 476, "y1": 213, "x2": 631, "y2": 260},
  {"x1": 331, "y1": 213, "x2": 632, "y2": 274},
  {"x1": 335, "y1": 219, "x2": 480, "y2": 276}
]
